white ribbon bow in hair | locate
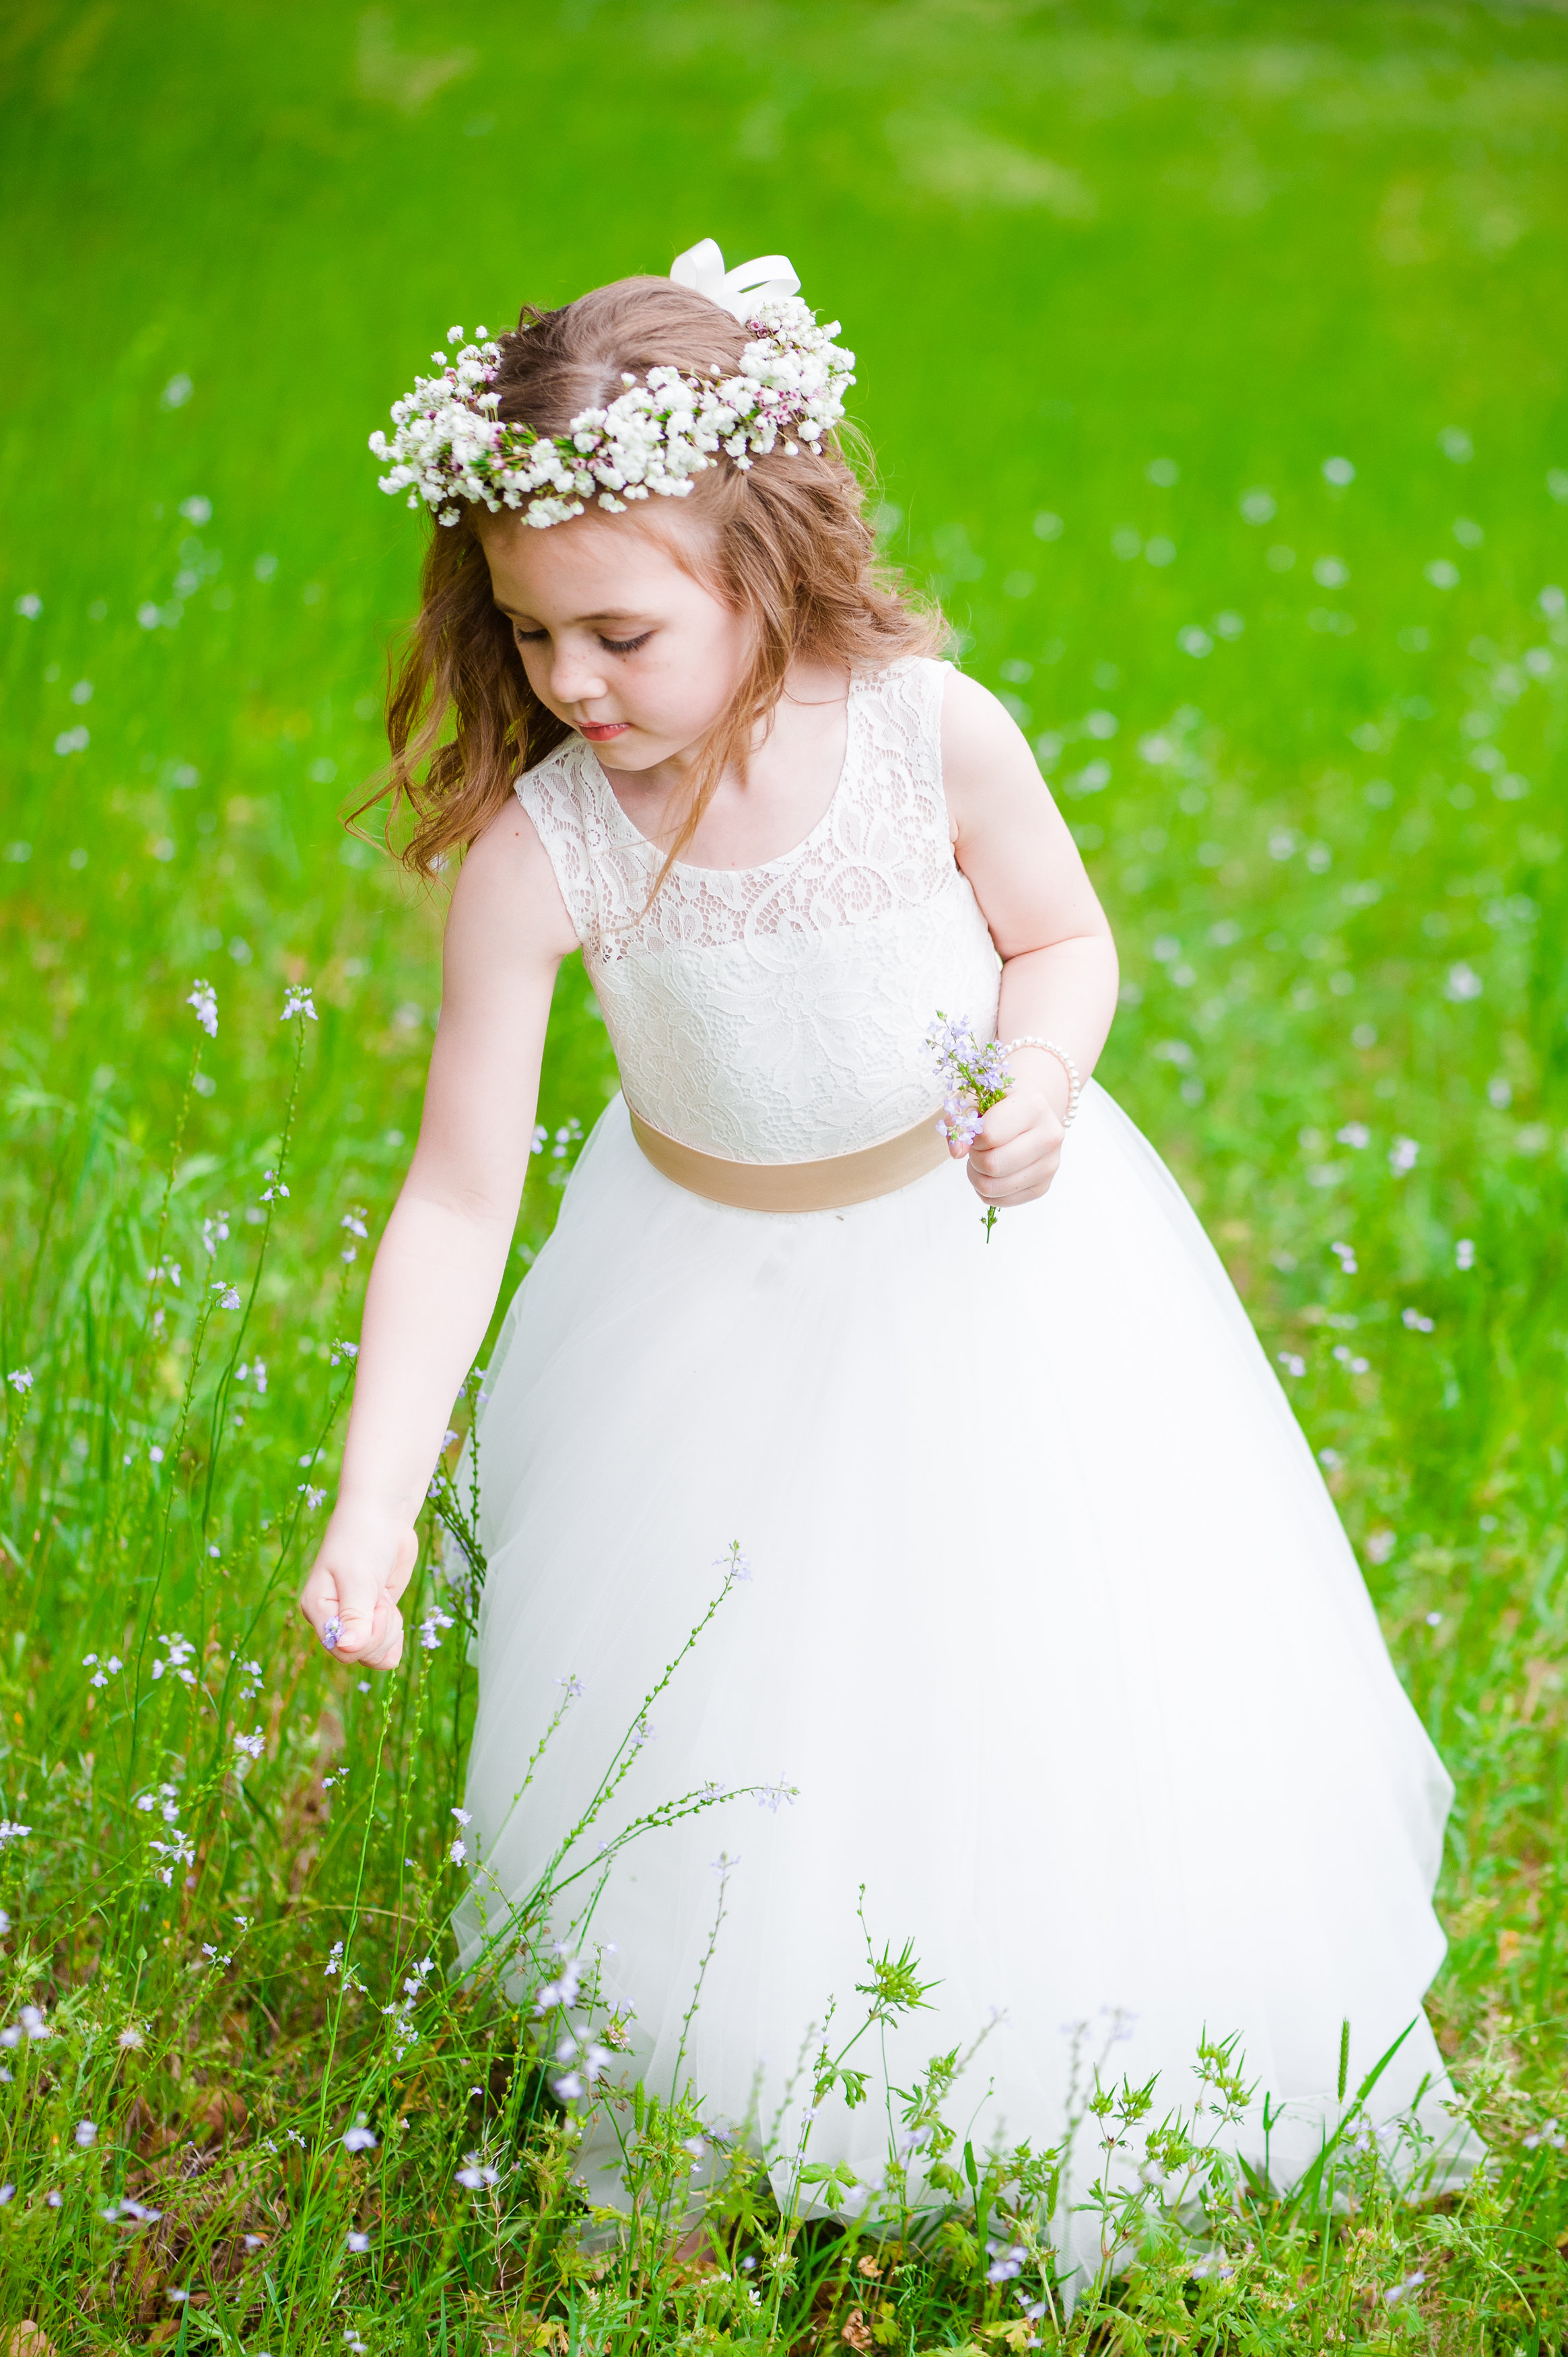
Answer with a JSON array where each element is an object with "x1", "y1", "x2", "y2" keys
[{"x1": 669, "y1": 237, "x2": 802, "y2": 320}]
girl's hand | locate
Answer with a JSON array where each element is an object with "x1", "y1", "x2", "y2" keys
[
  {"x1": 953, "y1": 1066, "x2": 1067, "y2": 1209},
  {"x1": 300, "y1": 1504, "x2": 419, "y2": 1670}
]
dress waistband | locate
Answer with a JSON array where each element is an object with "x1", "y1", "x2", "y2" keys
[{"x1": 627, "y1": 1105, "x2": 951, "y2": 1213}]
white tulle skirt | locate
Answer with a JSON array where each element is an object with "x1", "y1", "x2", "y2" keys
[{"x1": 453, "y1": 1086, "x2": 1479, "y2": 2280}]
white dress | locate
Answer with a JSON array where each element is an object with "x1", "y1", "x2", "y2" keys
[{"x1": 454, "y1": 657, "x2": 1477, "y2": 2278}]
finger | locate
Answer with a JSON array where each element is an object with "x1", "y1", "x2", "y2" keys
[
  {"x1": 357, "y1": 1603, "x2": 405, "y2": 1673},
  {"x1": 316, "y1": 1575, "x2": 391, "y2": 1664},
  {"x1": 969, "y1": 1146, "x2": 1061, "y2": 1203},
  {"x1": 974, "y1": 1094, "x2": 1035, "y2": 1150},
  {"x1": 299, "y1": 1566, "x2": 340, "y2": 1635},
  {"x1": 969, "y1": 1127, "x2": 1060, "y2": 1184},
  {"x1": 383, "y1": 1527, "x2": 419, "y2": 1603}
]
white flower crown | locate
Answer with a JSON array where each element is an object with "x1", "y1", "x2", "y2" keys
[{"x1": 368, "y1": 238, "x2": 856, "y2": 531}]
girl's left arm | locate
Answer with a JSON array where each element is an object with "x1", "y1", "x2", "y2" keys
[{"x1": 941, "y1": 668, "x2": 1120, "y2": 1208}]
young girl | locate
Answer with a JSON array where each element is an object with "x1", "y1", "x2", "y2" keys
[{"x1": 303, "y1": 242, "x2": 1476, "y2": 2275}]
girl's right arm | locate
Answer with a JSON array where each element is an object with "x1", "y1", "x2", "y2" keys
[{"x1": 298, "y1": 803, "x2": 580, "y2": 1669}]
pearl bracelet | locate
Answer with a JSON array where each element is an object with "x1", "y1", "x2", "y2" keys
[{"x1": 1002, "y1": 1035, "x2": 1082, "y2": 1127}]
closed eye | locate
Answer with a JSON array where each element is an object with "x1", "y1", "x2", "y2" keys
[{"x1": 508, "y1": 624, "x2": 652, "y2": 655}]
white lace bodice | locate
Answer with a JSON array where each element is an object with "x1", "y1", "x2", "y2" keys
[{"x1": 516, "y1": 657, "x2": 1001, "y2": 1162}]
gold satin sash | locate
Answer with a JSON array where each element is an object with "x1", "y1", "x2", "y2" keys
[{"x1": 628, "y1": 1105, "x2": 951, "y2": 1213}]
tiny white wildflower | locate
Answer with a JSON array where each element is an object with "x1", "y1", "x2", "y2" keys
[{"x1": 186, "y1": 979, "x2": 218, "y2": 1037}]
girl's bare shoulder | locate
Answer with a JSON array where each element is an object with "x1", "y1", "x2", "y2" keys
[
  {"x1": 445, "y1": 796, "x2": 578, "y2": 967},
  {"x1": 937, "y1": 665, "x2": 1047, "y2": 827}
]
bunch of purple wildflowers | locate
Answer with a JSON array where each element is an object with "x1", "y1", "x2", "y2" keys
[{"x1": 926, "y1": 1012, "x2": 1013, "y2": 1237}]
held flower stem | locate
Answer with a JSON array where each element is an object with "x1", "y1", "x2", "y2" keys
[{"x1": 926, "y1": 1014, "x2": 1014, "y2": 1240}]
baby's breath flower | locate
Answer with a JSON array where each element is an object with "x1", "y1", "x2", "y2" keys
[
  {"x1": 370, "y1": 256, "x2": 853, "y2": 533},
  {"x1": 280, "y1": 984, "x2": 317, "y2": 1022},
  {"x1": 186, "y1": 978, "x2": 218, "y2": 1037}
]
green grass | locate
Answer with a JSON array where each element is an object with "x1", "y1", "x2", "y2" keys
[{"x1": 3, "y1": 0, "x2": 1568, "y2": 2346}]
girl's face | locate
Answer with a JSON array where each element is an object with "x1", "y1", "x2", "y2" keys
[{"x1": 481, "y1": 507, "x2": 751, "y2": 771}]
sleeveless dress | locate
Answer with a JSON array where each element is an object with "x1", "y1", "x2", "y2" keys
[{"x1": 454, "y1": 657, "x2": 1478, "y2": 2277}]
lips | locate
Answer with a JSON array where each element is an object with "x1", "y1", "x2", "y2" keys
[{"x1": 578, "y1": 721, "x2": 629, "y2": 743}]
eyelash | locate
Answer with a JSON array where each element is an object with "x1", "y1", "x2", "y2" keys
[{"x1": 512, "y1": 627, "x2": 652, "y2": 656}]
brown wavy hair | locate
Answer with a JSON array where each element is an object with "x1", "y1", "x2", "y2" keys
[{"x1": 362, "y1": 275, "x2": 943, "y2": 881}]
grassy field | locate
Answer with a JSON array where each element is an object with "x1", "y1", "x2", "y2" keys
[{"x1": 3, "y1": 0, "x2": 1568, "y2": 2346}]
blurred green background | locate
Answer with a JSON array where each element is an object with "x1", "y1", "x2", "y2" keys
[{"x1": 3, "y1": 0, "x2": 1567, "y2": 2036}]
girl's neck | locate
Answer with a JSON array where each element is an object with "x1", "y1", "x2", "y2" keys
[{"x1": 600, "y1": 659, "x2": 852, "y2": 872}]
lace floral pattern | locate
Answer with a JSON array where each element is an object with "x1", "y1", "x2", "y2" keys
[{"x1": 516, "y1": 657, "x2": 1002, "y2": 1162}]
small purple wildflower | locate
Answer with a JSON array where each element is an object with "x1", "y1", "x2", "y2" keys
[{"x1": 926, "y1": 1012, "x2": 1014, "y2": 1238}]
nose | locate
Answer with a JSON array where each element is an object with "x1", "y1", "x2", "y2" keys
[{"x1": 545, "y1": 641, "x2": 610, "y2": 710}]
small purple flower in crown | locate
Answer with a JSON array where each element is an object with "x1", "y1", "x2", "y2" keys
[{"x1": 926, "y1": 1013, "x2": 1013, "y2": 1239}]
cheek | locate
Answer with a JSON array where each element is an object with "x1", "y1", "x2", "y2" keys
[
  {"x1": 657, "y1": 605, "x2": 751, "y2": 704},
  {"x1": 638, "y1": 636, "x2": 743, "y2": 727}
]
